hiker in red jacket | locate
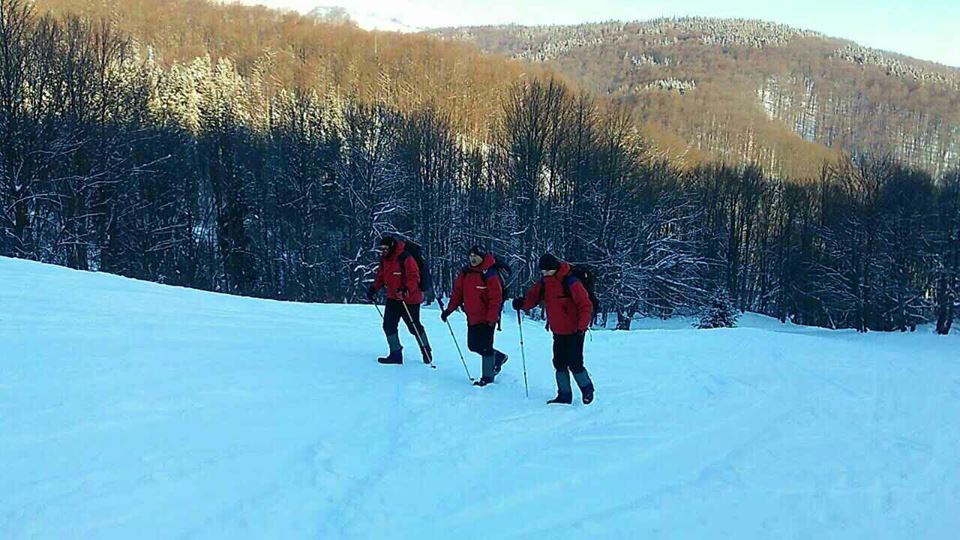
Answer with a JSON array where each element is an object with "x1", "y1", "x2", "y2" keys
[
  {"x1": 367, "y1": 236, "x2": 432, "y2": 365},
  {"x1": 513, "y1": 253, "x2": 595, "y2": 405},
  {"x1": 441, "y1": 246, "x2": 509, "y2": 386}
]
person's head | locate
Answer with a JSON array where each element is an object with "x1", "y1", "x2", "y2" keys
[
  {"x1": 539, "y1": 253, "x2": 560, "y2": 277},
  {"x1": 468, "y1": 245, "x2": 485, "y2": 267},
  {"x1": 378, "y1": 235, "x2": 397, "y2": 257}
]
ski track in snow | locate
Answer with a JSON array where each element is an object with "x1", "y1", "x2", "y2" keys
[{"x1": 2, "y1": 256, "x2": 959, "y2": 539}]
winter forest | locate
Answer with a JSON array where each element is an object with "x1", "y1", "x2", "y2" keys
[{"x1": 1, "y1": 0, "x2": 959, "y2": 334}]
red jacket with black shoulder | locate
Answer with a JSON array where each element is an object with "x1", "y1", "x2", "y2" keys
[
  {"x1": 446, "y1": 254, "x2": 503, "y2": 325},
  {"x1": 520, "y1": 262, "x2": 592, "y2": 335},
  {"x1": 372, "y1": 241, "x2": 423, "y2": 304}
]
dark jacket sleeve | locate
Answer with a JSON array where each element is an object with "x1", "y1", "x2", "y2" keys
[{"x1": 569, "y1": 279, "x2": 593, "y2": 332}]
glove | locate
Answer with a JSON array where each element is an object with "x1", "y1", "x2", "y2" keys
[
  {"x1": 397, "y1": 287, "x2": 409, "y2": 300},
  {"x1": 511, "y1": 298, "x2": 524, "y2": 311},
  {"x1": 440, "y1": 311, "x2": 450, "y2": 322},
  {"x1": 425, "y1": 290, "x2": 436, "y2": 305},
  {"x1": 366, "y1": 286, "x2": 376, "y2": 302}
]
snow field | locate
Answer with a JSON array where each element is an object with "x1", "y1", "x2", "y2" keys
[{"x1": 2, "y1": 256, "x2": 959, "y2": 538}]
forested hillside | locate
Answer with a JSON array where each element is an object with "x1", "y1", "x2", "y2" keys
[
  {"x1": 34, "y1": 0, "x2": 534, "y2": 135},
  {"x1": 1, "y1": 1, "x2": 957, "y2": 333},
  {"x1": 434, "y1": 20, "x2": 960, "y2": 179}
]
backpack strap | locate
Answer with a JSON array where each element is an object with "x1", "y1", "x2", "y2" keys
[
  {"x1": 483, "y1": 267, "x2": 503, "y2": 329},
  {"x1": 398, "y1": 251, "x2": 410, "y2": 289},
  {"x1": 562, "y1": 275, "x2": 578, "y2": 297}
]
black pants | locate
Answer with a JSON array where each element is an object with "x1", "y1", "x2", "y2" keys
[
  {"x1": 467, "y1": 324, "x2": 496, "y2": 356},
  {"x1": 468, "y1": 324, "x2": 505, "y2": 382},
  {"x1": 383, "y1": 299, "x2": 428, "y2": 348},
  {"x1": 552, "y1": 333, "x2": 586, "y2": 374}
]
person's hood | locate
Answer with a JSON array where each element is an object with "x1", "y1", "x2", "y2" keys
[{"x1": 467, "y1": 253, "x2": 495, "y2": 273}]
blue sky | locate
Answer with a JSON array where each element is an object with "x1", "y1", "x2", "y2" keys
[{"x1": 249, "y1": 1, "x2": 960, "y2": 67}]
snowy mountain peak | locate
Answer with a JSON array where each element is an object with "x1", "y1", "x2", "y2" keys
[{"x1": 307, "y1": 6, "x2": 351, "y2": 24}]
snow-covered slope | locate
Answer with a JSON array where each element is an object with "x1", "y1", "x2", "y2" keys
[{"x1": 2, "y1": 256, "x2": 959, "y2": 538}]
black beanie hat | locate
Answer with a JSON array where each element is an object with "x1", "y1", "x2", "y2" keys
[
  {"x1": 468, "y1": 245, "x2": 485, "y2": 257},
  {"x1": 539, "y1": 253, "x2": 560, "y2": 271},
  {"x1": 379, "y1": 235, "x2": 397, "y2": 248}
]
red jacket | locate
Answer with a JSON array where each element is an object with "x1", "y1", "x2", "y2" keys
[
  {"x1": 372, "y1": 241, "x2": 423, "y2": 304},
  {"x1": 446, "y1": 254, "x2": 503, "y2": 326},
  {"x1": 520, "y1": 262, "x2": 592, "y2": 335}
]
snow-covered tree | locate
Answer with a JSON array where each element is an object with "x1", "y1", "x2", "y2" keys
[{"x1": 698, "y1": 288, "x2": 739, "y2": 329}]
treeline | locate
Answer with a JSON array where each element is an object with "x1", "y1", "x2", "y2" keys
[{"x1": 1, "y1": 1, "x2": 958, "y2": 334}]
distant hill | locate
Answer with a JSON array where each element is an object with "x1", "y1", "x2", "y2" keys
[
  {"x1": 432, "y1": 19, "x2": 960, "y2": 179},
  {"x1": 32, "y1": 0, "x2": 533, "y2": 137}
]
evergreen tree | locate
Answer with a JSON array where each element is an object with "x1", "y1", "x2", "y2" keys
[{"x1": 698, "y1": 288, "x2": 739, "y2": 329}]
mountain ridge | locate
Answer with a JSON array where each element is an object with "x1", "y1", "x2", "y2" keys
[{"x1": 430, "y1": 17, "x2": 960, "y2": 178}]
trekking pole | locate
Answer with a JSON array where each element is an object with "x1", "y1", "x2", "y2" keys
[
  {"x1": 517, "y1": 308, "x2": 529, "y2": 399},
  {"x1": 373, "y1": 300, "x2": 384, "y2": 321},
  {"x1": 437, "y1": 298, "x2": 473, "y2": 382},
  {"x1": 401, "y1": 300, "x2": 434, "y2": 365}
]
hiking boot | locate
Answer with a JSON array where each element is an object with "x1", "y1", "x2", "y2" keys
[
  {"x1": 547, "y1": 393, "x2": 573, "y2": 405},
  {"x1": 572, "y1": 369, "x2": 594, "y2": 405},
  {"x1": 377, "y1": 348, "x2": 403, "y2": 365},
  {"x1": 493, "y1": 352, "x2": 508, "y2": 374}
]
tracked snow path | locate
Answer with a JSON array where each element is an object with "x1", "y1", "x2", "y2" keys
[{"x1": 1, "y1": 257, "x2": 958, "y2": 538}]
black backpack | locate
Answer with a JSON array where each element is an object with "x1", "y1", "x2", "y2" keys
[
  {"x1": 539, "y1": 264, "x2": 601, "y2": 323},
  {"x1": 564, "y1": 265, "x2": 601, "y2": 319},
  {"x1": 398, "y1": 241, "x2": 433, "y2": 297}
]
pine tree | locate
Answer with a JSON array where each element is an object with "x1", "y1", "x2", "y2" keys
[{"x1": 698, "y1": 288, "x2": 739, "y2": 329}]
